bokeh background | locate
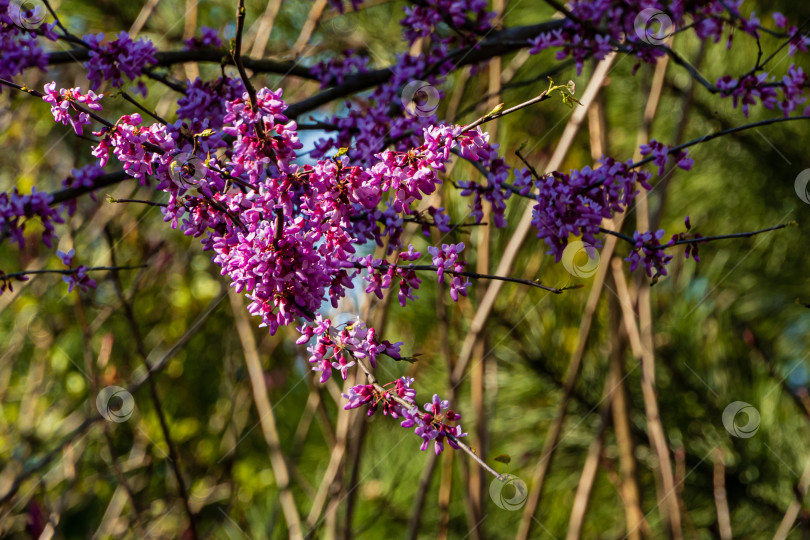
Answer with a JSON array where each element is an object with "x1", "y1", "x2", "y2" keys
[{"x1": 1, "y1": 0, "x2": 810, "y2": 538}]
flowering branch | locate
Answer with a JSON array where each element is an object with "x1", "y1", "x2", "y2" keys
[
  {"x1": 599, "y1": 223, "x2": 792, "y2": 251},
  {"x1": 354, "y1": 262, "x2": 567, "y2": 293},
  {"x1": 232, "y1": 0, "x2": 265, "y2": 141},
  {"x1": 351, "y1": 354, "x2": 501, "y2": 479}
]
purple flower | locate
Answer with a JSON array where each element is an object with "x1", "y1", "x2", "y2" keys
[
  {"x1": 42, "y1": 83, "x2": 103, "y2": 136},
  {"x1": 402, "y1": 393, "x2": 467, "y2": 455},
  {"x1": 0, "y1": 187, "x2": 63, "y2": 248},
  {"x1": 83, "y1": 32, "x2": 157, "y2": 90},
  {"x1": 184, "y1": 26, "x2": 222, "y2": 49},
  {"x1": 62, "y1": 265, "x2": 96, "y2": 293},
  {"x1": 625, "y1": 229, "x2": 674, "y2": 278},
  {"x1": 57, "y1": 248, "x2": 75, "y2": 266},
  {"x1": 428, "y1": 242, "x2": 470, "y2": 301}
]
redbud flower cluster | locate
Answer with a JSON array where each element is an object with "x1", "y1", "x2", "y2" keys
[
  {"x1": 42, "y1": 82, "x2": 103, "y2": 136},
  {"x1": 0, "y1": 187, "x2": 63, "y2": 248},
  {"x1": 341, "y1": 376, "x2": 467, "y2": 455},
  {"x1": 4, "y1": 0, "x2": 809, "y2": 458},
  {"x1": 358, "y1": 246, "x2": 423, "y2": 307},
  {"x1": 639, "y1": 140, "x2": 694, "y2": 175},
  {"x1": 428, "y1": 242, "x2": 470, "y2": 302},
  {"x1": 343, "y1": 377, "x2": 415, "y2": 418},
  {"x1": 526, "y1": 158, "x2": 653, "y2": 261},
  {"x1": 83, "y1": 32, "x2": 158, "y2": 91},
  {"x1": 183, "y1": 26, "x2": 222, "y2": 50},
  {"x1": 297, "y1": 316, "x2": 402, "y2": 383},
  {"x1": 401, "y1": 394, "x2": 467, "y2": 455},
  {"x1": 56, "y1": 249, "x2": 96, "y2": 293},
  {"x1": 0, "y1": 0, "x2": 56, "y2": 82}
]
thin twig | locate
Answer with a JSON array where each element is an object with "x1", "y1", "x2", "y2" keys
[
  {"x1": 356, "y1": 262, "x2": 564, "y2": 293},
  {"x1": 461, "y1": 91, "x2": 550, "y2": 133},
  {"x1": 109, "y1": 197, "x2": 167, "y2": 207},
  {"x1": 233, "y1": 0, "x2": 266, "y2": 140},
  {"x1": 0, "y1": 78, "x2": 113, "y2": 128},
  {"x1": 352, "y1": 355, "x2": 501, "y2": 480},
  {"x1": 120, "y1": 91, "x2": 169, "y2": 124},
  {"x1": 0, "y1": 265, "x2": 146, "y2": 282},
  {"x1": 598, "y1": 223, "x2": 791, "y2": 250}
]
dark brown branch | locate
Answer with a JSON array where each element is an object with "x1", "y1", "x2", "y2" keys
[
  {"x1": 284, "y1": 20, "x2": 566, "y2": 119},
  {"x1": 49, "y1": 171, "x2": 131, "y2": 205},
  {"x1": 108, "y1": 197, "x2": 167, "y2": 207},
  {"x1": 0, "y1": 264, "x2": 146, "y2": 282},
  {"x1": 46, "y1": 49, "x2": 317, "y2": 80}
]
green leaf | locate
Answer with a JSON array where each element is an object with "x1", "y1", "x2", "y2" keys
[
  {"x1": 494, "y1": 454, "x2": 511, "y2": 465},
  {"x1": 561, "y1": 93, "x2": 574, "y2": 109}
]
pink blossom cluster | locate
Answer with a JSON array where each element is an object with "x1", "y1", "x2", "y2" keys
[
  {"x1": 124, "y1": 100, "x2": 487, "y2": 335},
  {"x1": 343, "y1": 377, "x2": 415, "y2": 417},
  {"x1": 342, "y1": 376, "x2": 467, "y2": 455},
  {"x1": 358, "y1": 246, "x2": 422, "y2": 307},
  {"x1": 401, "y1": 394, "x2": 467, "y2": 455},
  {"x1": 42, "y1": 82, "x2": 103, "y2": 136},
  {"x1": 92, "y1": 114, "x2": 171, "y2": 183},
  {"x1": 428, "y1": 242, "x2": 470, "y2": 301},
  {"x1": 297, "y1": 316, "x2": 402, "y2": 383}
]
